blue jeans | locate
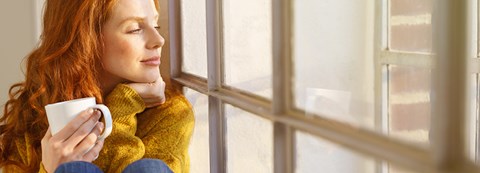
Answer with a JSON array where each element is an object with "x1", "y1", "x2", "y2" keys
[{"x1": 54, "y1": 158, "x2": 173, "y2": 173}]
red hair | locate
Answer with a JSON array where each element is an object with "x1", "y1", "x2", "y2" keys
[{"x1": 0, "y1": 0, "x2": 160, "y2": 172}]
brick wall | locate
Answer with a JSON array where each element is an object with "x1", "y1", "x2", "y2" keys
[
  {"x1": 390, "y1": 0, "x2": 433, "y2": 53},
  {"x1": 388, "y1": 0, "x2": 433, "y2": 145}
]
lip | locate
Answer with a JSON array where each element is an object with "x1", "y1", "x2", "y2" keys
[{"x1": 140, "y1": 56, "x2": 161, "y2": 66}]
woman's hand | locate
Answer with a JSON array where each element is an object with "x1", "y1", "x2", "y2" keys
[
  {"x1": 41, "y1": 109, "x2": 105, "y2": 173},
  {"x1": 127, "y1": 76, "x2": 166, "y2": 108}
]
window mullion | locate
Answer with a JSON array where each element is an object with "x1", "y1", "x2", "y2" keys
[
  {"x1": 206, "y1": 0, "x2": 223, "y2": 91},
  {"x1": 374, "y1": 0, "x2": 388, "y2": 172},
  {"x1": 431, "y1": 0, "x2": 470, "y2": 171},
  {"x1": 207, "y1": 96, "x2": 226, "y2": 173},
  {"x1": 272, "y1": 0, "x2": 294, "y2": 172},
  {"x1": 167, "y1": 0, "x2": 182, "y2": 78},
  {"x1": 380, "y1": 51, "x2": 432, "y2": 68},
  {"x1": 206, "y1": 0, "x2": 226, "y2": 172}
]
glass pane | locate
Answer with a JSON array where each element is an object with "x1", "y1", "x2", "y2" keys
[
  {"x1": 389, "y1": 0, "x2": 433, "y2": 53},
  {"x1": 293, "y1": 0, "x2": 375, "y2": 129},
  {"x1": 184, "y1": 88, "x2": 210, "y2": 173},
  {"x1": 296, "y1": 132, "x2": 419, "y2": 173},
  {"x1": 295, "y1": 132, "x2": 375, "y2": 173},
  {"x1": 225, "y1": 105, "x2": 273, "y2": 173},
  {"x1": 223, "y1": 0, "x2": 273, "y2": 99},
  {"x1": 181, "y1": 0, "x2": 207, "y2": 78},
  {"x1": 388, "y1": 65, "x2": 431, "y2": 146}
]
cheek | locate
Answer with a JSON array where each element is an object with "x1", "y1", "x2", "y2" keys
[
  {"x1": 103, "y1": 39, "x2": 136, "y2": 68},
  {"x1": 116, "y1": 39, "x2": 134, "y2": 55},
  {"x1": 109, "y1": 39, "x2": 132, "y2": 57}
]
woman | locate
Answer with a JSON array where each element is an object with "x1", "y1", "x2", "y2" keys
[{"x1": 0, "y1": 0, "x2": 194, "y2": 172}]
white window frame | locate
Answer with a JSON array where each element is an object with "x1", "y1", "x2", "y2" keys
[{"x1": 160, "y1": 0, "x2": 480, "y2": 172}]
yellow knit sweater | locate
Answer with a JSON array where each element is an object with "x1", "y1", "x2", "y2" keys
[{"x1": 5, "y1": 84, "x2": 195, "y2": 173}]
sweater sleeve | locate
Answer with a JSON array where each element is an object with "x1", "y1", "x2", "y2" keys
[
  {"x1": 136, "y1": 89, "x2": 195, "y2": 173},
  {"x1": 93, "y1": 84, "x2": 147, "y2": 173}
]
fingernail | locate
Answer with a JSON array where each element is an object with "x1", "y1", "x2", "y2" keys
[{"x1": 88, "y1": 108, "x2": 94, "y2": 114}]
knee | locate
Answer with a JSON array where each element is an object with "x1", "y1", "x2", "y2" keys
[
  {"x1": 123, "y1": 158, "x2": 173, "y2": 173},
  {"x1": 54, "y1": 161, "x2": 103, "y2": 173}
]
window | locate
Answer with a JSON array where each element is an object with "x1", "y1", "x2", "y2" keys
[{"x1": 160, "y1": 0, "x2": 480, "y2": 172}]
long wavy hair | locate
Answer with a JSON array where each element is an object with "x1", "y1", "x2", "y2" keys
[{"x1": 0, "y1": 0, "x2": 160, "y2": 172}]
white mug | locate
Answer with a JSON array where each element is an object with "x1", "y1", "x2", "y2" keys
[{"x1": 45, "y1": 97, "x2": 112, "y2": 140}]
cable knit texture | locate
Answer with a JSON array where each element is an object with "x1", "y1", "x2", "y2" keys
[{"x1": 4, "y1": 84, "x2": 194, "y2": 173}]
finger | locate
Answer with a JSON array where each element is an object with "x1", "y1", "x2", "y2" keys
[
  {"x1": 150, "y1": 78, "x2": 165, "y2": 88},
  {"x1": 129, "y1": 83, "x2": 149, "y2": 95},
  {"x1": 160, "y1": 94, "x2": 166, "y2": 104},
  {"x1": 82, "y1": 138, "x2": 104, "y2": 162},
  {"x1": 75, "y1": 122, "x2": 103, "y2": 156},
  {"x1": 153, "y1": 75, "x2": 163, "y2": 84},
  {"x1": 146, "y1": 102, "x2": 162, "y2": 108},
  {"x1": 63, "y1": 110, "x2": 102, "y2": 148},
  {"x1": 143, "y1": 97, "x2": 165, "y2": 102},
  {"x1": 43, "y1": 128, "x2": 52, "y2": 139},
  {"x1": 156, "y1": 94, "x2": 166, "y2": 104},
  {"x1": 156, "y1": 78, "x2": 166, "y2": 88},
  {"x1": 143, "y1": 98, "x2": 165, "y2": 107},
  {"x1": 52, "y1": 109, "x2": 97, "y2": 142},
  {"x1": 41, "y1": 128, "x2": 53, "y2": 146},
  {"x1": 141, "y1": 94, "x2": 166, "y2": 101},
  {"x1": 139, "y1": 91, "x2": 165, "y2": 101}
]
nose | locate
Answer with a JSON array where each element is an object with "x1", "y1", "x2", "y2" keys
[{"x1": 147, "y1": 27, "x2": 165, "y2": 49}]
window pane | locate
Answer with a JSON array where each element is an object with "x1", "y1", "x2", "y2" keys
[
  {"x1": 295, "y1": 132, "x2": 375, "y2": 173},
  {"x1": 223, "y1": 0, "x2": 272, "y2": 99},
  {"x1": 293, "y1": 0, "x2": 375, "y2": 129},
  {"x1": 296, "y1": 132, "x2": 419, "y2": 173},
  {"x1": 184, "y1": 88, "x2": 210, "y2": 173},
  {"x1": 225, "y1": 105, "x2": 273, "y2": 173},
  {"x1": 388, "y1": 65, "x2": 431, "y2": 146},
  {"x1": 181, "y1": 0, "x2": 207, "y2": 78},
  {"x1": 389, "y1": 0, "x2": 433, "y2": 53}
]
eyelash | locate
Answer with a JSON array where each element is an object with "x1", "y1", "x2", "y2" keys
[
  {"x1": 127, "y1": 26, "x2": 161, "y2": 34},
  {"x1": 128, "y1": 29, "x2": 142, "y2": 34}
]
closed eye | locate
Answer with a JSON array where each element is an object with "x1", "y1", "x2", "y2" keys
[{"x1": 127, "y1": 28, "x2": 142, "y2": 34}]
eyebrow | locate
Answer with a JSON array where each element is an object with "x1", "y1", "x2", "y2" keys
[
  {"x1": 118, "y1": 14, "x2": 159, "y2": 26},
  {"x1": 119, "y1": 17, "x2": 145, "y2": 26}
]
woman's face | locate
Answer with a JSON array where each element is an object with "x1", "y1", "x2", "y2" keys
[{"x1": 101, "y1": 0, "x2": 164, "y2": 85}]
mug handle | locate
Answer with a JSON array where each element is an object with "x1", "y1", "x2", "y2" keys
[{"x1": 90, "y1": 104, "x2": 112, "y2": 141}]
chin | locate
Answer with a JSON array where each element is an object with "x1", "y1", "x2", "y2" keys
[
  {"x1": 122, "y1": 69, "x2": 160, "y2": 83},
  {"x1": 137, "y1": 73, "x2": 160, "y2": 83}
]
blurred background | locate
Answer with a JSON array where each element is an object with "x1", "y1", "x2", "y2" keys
[{"x1": 0, "y1": 1, "x2": 41, "y2": 104}]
